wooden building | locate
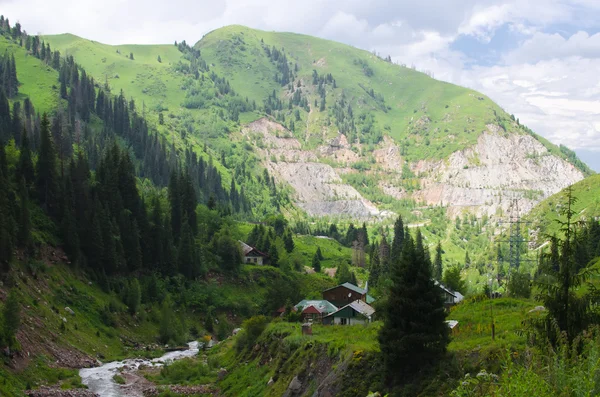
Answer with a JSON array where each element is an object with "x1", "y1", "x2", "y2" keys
[
  {"x1": 322, "y1": 300, "x2": 375, "y2": 325},
  {"x1": 322, "y1": 282, "x2": 375, "y2": 308},
  {"x1": 294, "y1": 300, "x2": 338, "y2": 323},
  {"x1": 239, "y1": 241, "x2": 268, "y2": 265}
]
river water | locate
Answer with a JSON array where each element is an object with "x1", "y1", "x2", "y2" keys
[{"x1": 79, "y1": 341, "x2": 200, "y2": 397}]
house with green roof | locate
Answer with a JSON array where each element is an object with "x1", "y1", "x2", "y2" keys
[
  {"x1": 322, "y1": 300, "x2": 376, "y2": 326},
  {"x1": 294, "y1": 300, "x2": 338, "y2": 323}
]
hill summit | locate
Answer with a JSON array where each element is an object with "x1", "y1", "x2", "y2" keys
[{"x1": 45, "y1": 25, "x2": 589, "y2": 219}]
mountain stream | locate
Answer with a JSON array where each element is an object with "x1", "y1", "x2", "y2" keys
[{"x1": 78, "y1": 341, "x2": 200, "y2": 397}]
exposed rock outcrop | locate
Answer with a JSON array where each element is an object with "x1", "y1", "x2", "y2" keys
[
  {"x1": 240, "y1": 118, "x2": 584, "y2": 220},
  {"x1": 413, "y1": 128, "x2": 584, "y2": 217}
]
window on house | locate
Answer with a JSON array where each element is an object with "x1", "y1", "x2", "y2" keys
[{"x1": 341, "y1": 318, "x2": 347, "y2": 325}]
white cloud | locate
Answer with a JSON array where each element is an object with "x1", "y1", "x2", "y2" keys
[
  {"x1": 458, "y1": 3, "x2": 513, "y2": 41},
  {"x1": 453, "y1": 56, "x2": 600, "y2": 152},
  {"x1": 505, "y1": 31, "x2": 600, "y2": 63}
]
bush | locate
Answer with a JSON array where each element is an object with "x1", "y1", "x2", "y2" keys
[
  {"x1": 507, "y1": 272, "x2": 531, "y2": 299},
  {"x1": 155, "y1": 358, "x2": 212, "y2": 385},
  {"x1": 236, "y1": 315, "x2": 269, "y2": 352}
]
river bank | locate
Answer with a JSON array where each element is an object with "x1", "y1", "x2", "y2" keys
[{"x1": 78, "y1": 341, "x2": 200, "y2": 397}]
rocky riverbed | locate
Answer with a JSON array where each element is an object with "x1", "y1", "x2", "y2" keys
[{"x1": 78, "y1": 341, "x2": 200, "y2": 397}]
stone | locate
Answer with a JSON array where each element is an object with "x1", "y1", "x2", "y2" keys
[
  {"x1": 218, "y1": 367, "x2": 228, "y2": 380},
  {"x1": 288, "y1": 376, "x2": 302, "y2": 393},
  {"x1": 267, "y1": 377, "x2": 274, "y2": 386},
  {"x1": 65, "y1": 307, "x2": 75, "y2": 316}
]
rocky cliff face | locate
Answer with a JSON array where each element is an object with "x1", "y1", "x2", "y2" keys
[
  {"x1": 414, "y1": 125, "x2": 584, "y2": 217},
  {"x1": 241, "y1": 118, "x2": 390, "y2": 219},
  {"x1": 240, "y1": 119, "x2": 584, "y2": 219}
]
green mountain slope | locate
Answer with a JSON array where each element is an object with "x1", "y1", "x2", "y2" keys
[
  {"x1": 1, "y1": 35, "x2": 61, "y2": 114},
  {"x1": 528, "y1": 173, "x2": 600, "y2": 238},
  {"x1": 197, "y1": 25, "x2": 505, "y2": 159},
  {"x1": 44, "y1": 26, "x2": 590, "y2": 226},
  {"x1": 46, "y1": 34, "x2": 185, "y2": 117}
]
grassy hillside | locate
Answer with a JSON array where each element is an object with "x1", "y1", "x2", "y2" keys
[
  {"x1": 0, "y1": 36, "x2": 61, "y2": 114},
  {"x1": 144, "y1": 296, "x2": 534, "y2": 396},
  {"x1": 528, "y1": 174, "x2": 600, "y2": 238},
  {"x1": 197, "y1": 25, "x2": 506, "y2": 160},
  {"x1": 45, "y1": 34, "x2": 185, "y2": 113},
  {"x1": 46, "y1": 26, "x2": 587, "y2": 167}
]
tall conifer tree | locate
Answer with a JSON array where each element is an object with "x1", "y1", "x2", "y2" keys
[{"x1": 379, "y1": 230, "x2": 449, "y2": 385}]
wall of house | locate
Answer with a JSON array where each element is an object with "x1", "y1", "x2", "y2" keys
[
  {"x1": 323, "y1": 287, "x2": 364, "y2": 307},
  {"x1": 245, "y1": 256, "x2": 264, "y2": 265},
  {"x1": 333, "y1": 316, "x2": 367, "y2": 325},
  {"x1": 444, "y1": 293, "x2": 455, "y2": 305}
]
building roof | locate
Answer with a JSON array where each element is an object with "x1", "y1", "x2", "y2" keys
[
  {"x1": 366, "y1": 294, "x2": 376, "y2": 304},
  {"x1": 323, "y1": 282, "x2": 367, "y2": 295},
  {"x1": 446, "y1": 320, "x2": 459, "y2": 329},
  {"x1": 295, "y1": 300, "x2": 338, "y2": 314},
  {"x1": 454, "y1": 291, "x2": 464, "y2": 303},
  {"x1": 302, "y1": 305, "x2": 322, "y2": 315},
  {"x1": 347, "y1": 300, "x2": 376, "y2": 317},
  {"x1": 325, "y1": 299, "x2": 376, "y2": 319},
  {"x1": 434, "y1": 280, "x2": 457, "y2": 298},
  {"x1": 238, "y1": 241, "x2": 268, "y2": 257}
]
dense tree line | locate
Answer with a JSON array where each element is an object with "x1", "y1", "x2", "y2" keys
[
  {"x1": 263, "y1": 44, "x2": 295, "y2": 86},
  {"x1": 532, "y1": 188, "x2": 600, "y2": 345},
  {"x1": 0, "y1": 112, "x2": 247, "y2": 281},
  {"x1": 0, "y1": 51, "x2": 17, "y2": 98},
  {"x1": 0, "y1": 16, "x2": 248, "y2": 213}
]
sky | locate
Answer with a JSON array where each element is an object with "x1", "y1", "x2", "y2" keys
[{"x1": 3, "y1": 0, "x2": 600, "y2": 171}]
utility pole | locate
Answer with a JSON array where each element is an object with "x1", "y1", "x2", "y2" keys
[{"x1": 488, "y1": 271, "x2": 495, "y2": 340}]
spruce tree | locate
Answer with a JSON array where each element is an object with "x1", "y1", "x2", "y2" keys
[
  {"x1": 312, "y1": 252, "x2": 321, "y2": 272},
  {"x1": 433, "y1": 242, "x2": 443, "y2": 281},
  {"x1": 268, "y1": 244, "x2": 279, "y2": 267},
  {"x1": 379, "y1": 230, "x2": 449, "y2": 384},
  {"x1": 2, "y1": 289, "x2": 20, "y2": 349},
  {"x1": 316, "y1": 246, "x2": 324, "y2": 260},
  {"x1": 283, "y1": 230, "x2": 295, "y2": 253},
  {"x1": 390, "y1": 216, "x2": 404, "y2": 264},
  {"x1": 0, "y1": 145, "x2": 15, "y2": 271},
  {"x1": 17, "y1": 177, "x2": 31, "y2": 250},
  {"x1": 16, "y1": 130, "x2": 34, "y2": 186},
  {"x1": 337, "y1": 262, "x2": 355, "y2": 284},
  {"x1": 35, "y1": 113, "x2": 59, "y2": 217},
  {"x1": 177, "y1": 220, "x2": 197, "y2": 278},
  {"x1": 534, "y1": 187, "x2": 598, "y2": 343},
  {"x1": 369, "y1": 241, "x2": 381, "y2": 287},
  {"x1": 126, "y1": 279, "x2": 141, "y2": 315}
]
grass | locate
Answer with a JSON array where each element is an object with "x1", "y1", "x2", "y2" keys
[
  {"x1": 209, "y1": 320, "x2": 381, "y2": 396},
  {"x1": 147, "y1": 357, "x2": 219, "y2": 386},
  {"x1": 0, "y1": 355, "x2": 85, "y2": 396},
  {"x1": 528, "y1": 174, "x2": 600, "y2": 238},
  {"x1": 294, "y1": 235, "x2": 354, "y2": 270},
  {"x1": 448, "y1": 297, "x2": 532, "y2": 353},
  {"x1": 207, "y1": 296, "x2": 531, "y2": 397},
  {"x1": 112, "y1": 374, "x2": 126, "y2": 385},
  {"x1": 197, "y1": 25, "x2": 506, "y2": 161},
  {"x1": 0, "y1": 36, "x2": 62, "y2": 114}
]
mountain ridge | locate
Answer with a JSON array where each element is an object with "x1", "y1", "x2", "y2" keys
[{"x1": 44, "y1": 25, "x2": 589, "y2": 220}]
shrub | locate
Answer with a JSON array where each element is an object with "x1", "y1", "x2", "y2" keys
[{"x1": 236, "y1": 315, "x2": 269, "y2": 352}]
